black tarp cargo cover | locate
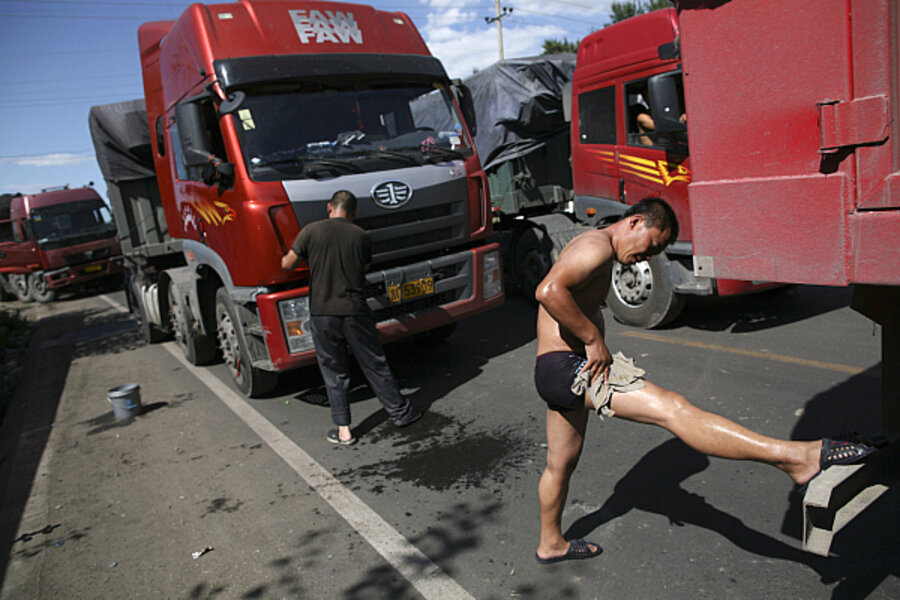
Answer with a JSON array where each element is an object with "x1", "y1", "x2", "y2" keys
[
  {"x1": 414, "y1": 54, "x2": 576, "y2": 171},
  {"x1": 88, "y1": 99, "x2": 156, "y2": 183}
]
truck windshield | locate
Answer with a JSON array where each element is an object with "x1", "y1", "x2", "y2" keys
[
  {"x1": 30, "y1": 200, "x2": 117, "y2": 249},
  {"x1": 235, "y1": 83, "x2": 473, "y2": 181}
]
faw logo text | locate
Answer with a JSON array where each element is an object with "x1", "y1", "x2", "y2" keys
[{"x1": 289, "y1": 10, "x2": 363, "y2": 44}]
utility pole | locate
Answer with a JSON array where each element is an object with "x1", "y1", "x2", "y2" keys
[{"x1": 484, "y1": 2, "x2": 513, "y2": 60}]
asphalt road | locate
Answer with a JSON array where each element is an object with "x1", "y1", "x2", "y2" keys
[{"x1": 2, "y1": 284, "x2": 897, "y2": 599}]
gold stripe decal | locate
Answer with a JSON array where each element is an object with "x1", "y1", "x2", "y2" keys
[{"x1": 619, "y1": 153, "x2": 692, "y2": 187}]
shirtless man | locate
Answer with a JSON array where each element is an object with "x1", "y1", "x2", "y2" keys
[{"x1": 533, "y1": 197, "x2": 875, "y2": 564}]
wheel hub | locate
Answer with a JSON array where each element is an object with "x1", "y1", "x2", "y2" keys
[
  {"x1": 612, "y1": 261, "x2": 653, "y2": 307},
  {"x1": 217, "y1": 307, "x2": 239, "y2": 373}
]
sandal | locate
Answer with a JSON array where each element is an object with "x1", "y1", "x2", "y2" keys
[
  {"x1": 535, "y1": 538, "x2": 602, "y2": 564},
  {"x1": 820, "y1": 437, "x2": 877, "y2": 468},
  {"x1": 327, "y1": 429, "x2": 357, "y2": 446},
  {"x1": 798, "y1": 437, "x2": 878, "y2": 494}
]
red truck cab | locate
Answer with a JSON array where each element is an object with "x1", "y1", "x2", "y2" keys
[
  {"x1": 0, "y1": 186, "x2": 122, "y2": 302},
  {"x1": 116, "y1": 1, "x2": 503, "y2": 396},
  {"x1": 569, "y1": 7, "x2": 776, "y2": 328}
]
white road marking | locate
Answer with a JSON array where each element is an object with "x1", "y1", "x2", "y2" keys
[{"x1": 98, "y1": 293, "x2": 474, "y2": 600}]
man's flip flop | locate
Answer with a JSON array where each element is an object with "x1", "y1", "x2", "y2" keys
[
  {"x1": 798, "y1": 437, "x2": 878, "y2": 494},
  {"x1": 820, "y1": 437, "x2": 877, "y2": 467},
  {"x1": 535, "y1": 539, "x2": 602, "y2": 564}
]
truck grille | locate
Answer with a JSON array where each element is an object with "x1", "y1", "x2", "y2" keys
[{"x1": 64, "y1": 247, "x2": 111, "y2": 267}]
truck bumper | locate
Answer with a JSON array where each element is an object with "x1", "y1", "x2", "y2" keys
[
  {"x1": 256, "y1": 243, "x2": 505, "y2": 371},
  {"x1": 43, "y1": 256, "x2": 125, "y2": 289}
]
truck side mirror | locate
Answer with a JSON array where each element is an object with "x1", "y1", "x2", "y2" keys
[
  {"x1": 562, "y1": 81, "x2": 572, "y2": 123},
  {"x1": 452, "y1": 81, "x2": 477, "y2": 137},
  {"x1": 174, "y1": 101, "x2": 215, "y2": 167},
  {"x1": 647, "y1": 72, "x2": 687, "y2": 134}
]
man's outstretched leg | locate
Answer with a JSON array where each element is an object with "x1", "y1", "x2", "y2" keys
[
  {"x1": 608, "y1": 380, "x2": 844, "y2": 485},
  {"x1": 536, "y1": 407, "x2": 601, "y2": 563}
]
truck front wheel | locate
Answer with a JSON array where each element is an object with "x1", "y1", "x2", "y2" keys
[
  {"x1": 8, "y1": 274, "x2": 33, "y2": 302},
  {"x1": 29, "y1": 272, "x2": 57, "y2": 303},
  {"x1": 215, "y1": 288, "x2": 277, "y2": 397},
  {"x1": 606, "y1": 253, "x2": 685, "y2": 329}
]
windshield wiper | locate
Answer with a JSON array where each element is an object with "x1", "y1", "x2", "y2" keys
[
  {"x1": 303, "y1": 159, "x2": 364, "y2": 178},
  {"x1": 420, "y1": 145, "x2": 466, "y2": 163},
  {"x1": 375, "y1": 150, "x2": 421, "y2": 166}
]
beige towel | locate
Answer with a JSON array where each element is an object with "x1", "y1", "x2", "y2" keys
[{"x1": 570, "y1": 352, "x2": 645, "y2": 418}]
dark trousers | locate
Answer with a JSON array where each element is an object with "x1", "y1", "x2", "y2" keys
[{"x1": 309, "y1": 313, "x2": 409, "y2": 426}]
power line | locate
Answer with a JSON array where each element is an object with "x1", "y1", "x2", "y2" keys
[{"x1": 5, "y1": 73, "x2": 134, "y2": 86}]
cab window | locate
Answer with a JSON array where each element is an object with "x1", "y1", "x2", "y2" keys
[{"x1": 578, "y1": 86, "x2": 616, "y2": 145}]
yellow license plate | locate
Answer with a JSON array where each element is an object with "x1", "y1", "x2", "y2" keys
[
  {"x1": 388, "y1": 276, "x2": 434, "y2": 303},
  {"x1": 84, "y1": 264, "x2": 103, "y2": 273}
]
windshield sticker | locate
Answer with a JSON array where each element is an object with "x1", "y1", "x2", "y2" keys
[
  {"x1": 290, "y1": 10, "x2": 363, "y2": 44},
  {"x1": 238, "y1": 109, "x2": 256, "y2": 131}
]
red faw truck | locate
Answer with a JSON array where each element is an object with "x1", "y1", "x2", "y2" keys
[
  {"x1": 0, "y1": 186, "x2": 122, "y2": 303},
  {"x1": 90, "y1": 0, "x2": 503, "y2": 397},
  {"x1": 567, "y1": 7, "x2": 778, "y2": 328},
  {"x1": 663, "y1": 0, "x2": 899, "y2": 554}
]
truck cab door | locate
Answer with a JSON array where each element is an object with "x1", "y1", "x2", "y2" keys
[
  {"x1": 571, "y1": 84, "x2": 621, "y2": 224},
  {"x1": 618, "y1": 73, "x2": 692, "y2": 234},
  {"x1": 0, "y1": 218, "x2": 39, "y2": 274}
]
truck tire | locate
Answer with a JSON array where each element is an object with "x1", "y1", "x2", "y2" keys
[
  {"x1": 606, "y1": 253, "x2": 685, "y2": 329},
  {"x1": 29, "y1": 272, "x2": 57, "y2": 303},
  {"x1": 514, "y1": 214, "x2": 591, "y2": 300},
  {"x1": 129, "y1": 276, "x2": 167, "y2": 343},
  {"x1": 215, "y1": 287, "x2": 278, "y2": 397},
  {"x1": 8, "y1": 274, "x2": 33, "y2": 302},
  {"x1": 168, "y1": 283, "x2": 216, "y2": 365}
]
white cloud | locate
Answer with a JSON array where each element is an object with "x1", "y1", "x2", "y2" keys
[
  {"x1": 3, "y1": 182, "x2": 58, "y2": 195},
  {"x1": 416, "y1": 1, "x2": 614, "y2": 78},
  {"x1": 427, "y1": 23, "x2": 569, "y2": 78},
  {"x1": 0, "y1": 152, "x2": 95, "y2": 167}
]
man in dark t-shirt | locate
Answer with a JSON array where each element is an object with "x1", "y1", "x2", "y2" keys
[{"x1": 281, "y1": 190, "x2": 421, "y2": 444}]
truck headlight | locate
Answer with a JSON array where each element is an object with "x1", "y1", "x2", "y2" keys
[
  {"x1": 278, "y1": 297, "x2": 315, "y2": 353},
  {"x1": 482, "y1": 250, "x2": 503, "y2": 300}
]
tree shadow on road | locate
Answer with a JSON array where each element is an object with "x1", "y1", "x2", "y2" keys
[{"x1": 188, "y1": 499, "x2": 504, "y2": 599}]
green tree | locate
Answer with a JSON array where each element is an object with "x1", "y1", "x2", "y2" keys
[
  {"x1": 610, "y1": 0, "x2": 672, "y2": 24},
  {"x1": 541, "y1": 38, "x2": 579, "y2": 54}
]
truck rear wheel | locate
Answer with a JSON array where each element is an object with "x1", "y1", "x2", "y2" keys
[
  {"x1": 215, "y1": 288, "x2": 277, "y2": 397},
  {"x1": 606, "y1": 253, "x2": 685, "y2": 329},
  {"x1": 29, "y1": 272, "x2": 57, "y2": 303},
  {"x1": 168, "y1": 283, "x2": 216, "y2": 365},
  {"x1": 7, "y1": 274, "x2": 33, "y2": 302},
  {"x1": 514, "y1": 214, "x2": 591, "y2": 300}
]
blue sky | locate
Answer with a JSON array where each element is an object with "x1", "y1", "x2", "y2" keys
[{"x1": 0, "y1": 0, "x2": 614, "y2": 201}]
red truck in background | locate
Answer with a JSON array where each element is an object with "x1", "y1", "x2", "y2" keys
[
  {"x1": 90, "y1": 0, "x2": 503, "y2": 397},
  {"x1": 665, "y1": 0, "x2": 900, "y2": 554},
  {"x1": 0, "y1": 186, "x2": 123, "y2": 303},
  {"x1": 567, "y1": 7, "x2": 777, "y2": 328}
]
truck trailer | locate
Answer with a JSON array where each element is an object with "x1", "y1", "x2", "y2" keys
[
  {"x1": 90, "y1": 0, "x2": 503, "y2": 397},
  {"x1": 670, "y1": 0, "x2": 900, "y2": 555},
  {"x1": 0, "y1": 186, "x2": 123, "y2": 303}
]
